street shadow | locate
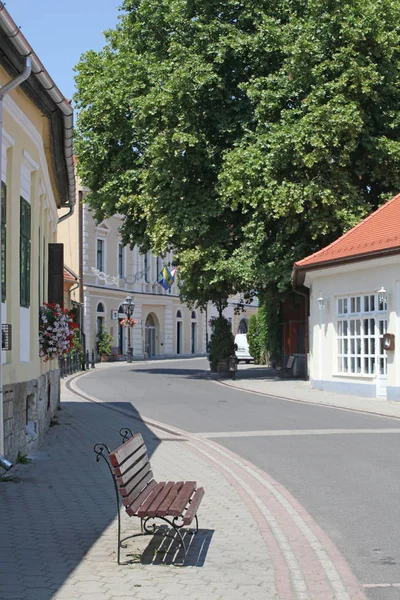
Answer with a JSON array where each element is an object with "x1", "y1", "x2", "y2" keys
[
  {"x1": 130, "y1": 367, "x2": 210, "y2": 380},
  {"x1": 0, "y1": 397, "x2": 210, "y2": 600},
  {"x1": 235, "y1": 365, "x2": 307, "y2": 382}
]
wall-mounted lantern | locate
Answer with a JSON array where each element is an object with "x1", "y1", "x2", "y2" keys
[
  {"x1": 378, "y1": 287, "x2": 388, "y2": 308},
  {"x1": 383, "y1": 333, "x2": 395, "y2": 351}
]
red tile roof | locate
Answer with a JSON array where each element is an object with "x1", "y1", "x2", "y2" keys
[{"x1": 295, "y1": 192, "x2": 400, "y2": 272}]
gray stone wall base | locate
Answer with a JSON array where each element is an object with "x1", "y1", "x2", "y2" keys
[{"x1": 3, "y1": 369, "x2": 60, "y2": 462}]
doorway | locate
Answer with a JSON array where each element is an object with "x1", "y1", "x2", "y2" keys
[
  {"x1": 176, "y1": 310, "x2": 183, "y2": 355},
  {"x1": 145, "y1": 313, "x2": 156, "y2": 358},
  {"x1": 377, "y1": 318, "x2": 388, "y2": 397}
]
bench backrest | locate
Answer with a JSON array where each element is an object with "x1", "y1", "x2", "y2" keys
[{"x1": 109, "y1": 433, "x2": 155, "y2": 510}]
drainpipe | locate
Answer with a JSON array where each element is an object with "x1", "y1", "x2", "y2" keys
[
  {"x1": 57, "y1": 203, "x2": 74, "y2": 224},
  {"x1": 0, "y1": 57, "x2": 31, "y2": 456}
]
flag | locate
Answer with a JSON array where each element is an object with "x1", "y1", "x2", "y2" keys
[
  {"x1": 158, "y1": 265, "x2": 173, "y2": 291},
  {"x1": 170, "y1": 267, "x2": 178, "y2": 283}
]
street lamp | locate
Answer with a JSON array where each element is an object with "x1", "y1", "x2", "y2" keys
[{"x1": 122, "y1": 295, "x2": 135, "y2": 363}]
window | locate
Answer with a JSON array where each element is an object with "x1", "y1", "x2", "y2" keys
[
  {"x1": 144, "y1": 252, "x2": 149, "y2": 282},
  {"x1": 238, "y1": 318, "x2": 248, "y2": 334},
  {"x1": 118, "y1": 244, "x2": 125, "y2": 278},
  {"x1": 20, "y1": 197, "x2": 31, "y2": 308},
  {"x1": 1, "y1": 182, "x2": 6, "y2": 302},
  {"x1": 336, "y1": 294, "x2": 387, "y2": 376},
  {"x1": 96, "y1": 302, "x2": 105, "y2": 335},
  {"x1": 97, "y1": 239, "x2": 104, "y2": 272}
]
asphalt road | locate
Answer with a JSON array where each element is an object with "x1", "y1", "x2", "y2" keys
[{"x1": 76, "y1": 358, "x2": 400, "y2": 600}]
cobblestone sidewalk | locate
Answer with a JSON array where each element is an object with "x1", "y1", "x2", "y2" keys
[
  {"x1": 0, "y1": 380, "x2": 274, "y2": 600},
  {"x1": 0, "y1": 371, "x2": 368, "y2": 600}
]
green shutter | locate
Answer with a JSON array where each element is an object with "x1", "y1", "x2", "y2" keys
[
  {"x1": 20, "y1": 197, "x2": 31, "y2": 308},
  {"x1": 1, "y1": 182, "x2": 6, "y2": 303}
]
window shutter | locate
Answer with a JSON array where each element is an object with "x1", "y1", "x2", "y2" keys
[
  {"x1": 48, "y1": 243, "x2": 64, "y2": 306},
  {"x1": 1, "y1": 182, "x2": 6, "y2": 302}
]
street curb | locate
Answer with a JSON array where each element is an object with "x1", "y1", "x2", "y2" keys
[
  {"x1": 68, "y1": 369, "x2": 367, "y2": 600},
  {"x1": 215, "y1": 377, "x2": 400, "y2": 422}
]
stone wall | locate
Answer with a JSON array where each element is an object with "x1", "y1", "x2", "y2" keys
[{"x1": 3, "y1": 369, "x2": 60, "y2": 462}]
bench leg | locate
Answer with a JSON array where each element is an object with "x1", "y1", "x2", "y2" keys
[{"x1": 142, "y1": 516, "x2": 187, "y2": 553}]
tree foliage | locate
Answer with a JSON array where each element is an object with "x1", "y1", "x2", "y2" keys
[
  {"x1": 74, "y1": 0, "x2": 400, "y2": 303},
  {"x1": 208, "y1": 316, "x2": 236, "y2": 369}
]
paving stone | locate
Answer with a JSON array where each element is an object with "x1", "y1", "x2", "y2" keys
[{"x1": 0, "y1": 375, "x2": 367, "y2": 600}]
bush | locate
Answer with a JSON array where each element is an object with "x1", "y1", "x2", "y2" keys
[
  {"x1": 208, "y1": 317, "x2": 236, "y2": 370},
  {"x1": 247, "y1": 314, "x2": 262, "y2": 364},
  {"x1": 97, "y1": 327, "x2": 113, "y2": 355}
]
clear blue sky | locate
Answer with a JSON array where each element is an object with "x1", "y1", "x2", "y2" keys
[{"x1": 9, "y1": 0, "x2": 122, "y2": 102}]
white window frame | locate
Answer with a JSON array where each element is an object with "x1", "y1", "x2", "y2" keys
[
  {"x1": 96, "y1": 238, "x2": 105, "y2": 272},
  {"x1": 335, "y1": 292, "x2": 387, "y2": 377}
]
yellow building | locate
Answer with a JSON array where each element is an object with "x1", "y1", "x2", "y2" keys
[{"x1": 0, "y1": 7, "x2": 75, "y2": 462}]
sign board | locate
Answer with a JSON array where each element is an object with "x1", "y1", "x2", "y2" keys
[{"x1": 111, "y1": 310, "x2": 119, "y2": 320}]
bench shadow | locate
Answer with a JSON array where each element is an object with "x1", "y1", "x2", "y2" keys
[{"x1": 124, "y1": 527, "x2": 214, "y2": 567}]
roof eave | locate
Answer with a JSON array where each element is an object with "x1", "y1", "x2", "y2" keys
[
  {"x1": 0, "y1": 4, "x2": 75, "y2": 210},
  {"x1": 293, "y1": 245, "x2": 400, "y2": 287}
]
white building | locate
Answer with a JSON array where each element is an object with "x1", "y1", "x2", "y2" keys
[
  {"x1": 59, "y1": 181, "x2": 259, "y2": 361},
  {"x1": 293, "y1": 192, "x2": 400, "y2": 400}
]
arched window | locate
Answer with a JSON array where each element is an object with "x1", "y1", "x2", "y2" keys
[
  {"x1": 177, "y1": 310, "x2": 182, "y2": 319},
  {"x1": 238, "y1": 318, "x2": 248, "y2": 334},
  {"x1": 191, "y1": 311, "x2": 197, "y2": 320},
  {"x1": 146, "y1": 313, "x2": 155, "y2": 327},
  {"x1": 96, "y1": 302, "x2": 106, "y2": 334}
]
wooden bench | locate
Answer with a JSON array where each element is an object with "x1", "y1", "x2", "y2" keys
[{"x1": 94, "y1": 428, "x2": 205, "y2": 564}]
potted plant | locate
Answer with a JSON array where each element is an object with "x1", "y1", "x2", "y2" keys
[
  {"x1": 207, "y1": 316, "x2": 236, "y2": 375},
  {"x1": 39, "y1": 303, "x2": 78, "y2": 361},
  {"x1": 97, "y1": 327, "x2": 114, "y2": 362}
]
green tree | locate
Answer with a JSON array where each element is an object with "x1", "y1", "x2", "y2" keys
[
  {"x1": 208, "y1": 316, "x2": 236, "y2": 370},
  {"x1": 74, "y1": 0, "x2": 400, "y2": 306},
  {"x1": 97, "y1": 327, "x2": 113, "y2": 356},
  {"x1": 247, "y1": 314, "x2": 262, "y2": 364}
]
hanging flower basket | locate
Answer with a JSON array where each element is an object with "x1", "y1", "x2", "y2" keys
[
  {"x1": 39, "y1": 303, "x2": 78, "y2": 362},
  {"x1": 120, "y1": 318, "x2": 138, "y2": 328}
]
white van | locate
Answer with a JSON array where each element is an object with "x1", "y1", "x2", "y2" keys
[{"x1": 234, "y1": 334, "x2": 254, "y2": 364}]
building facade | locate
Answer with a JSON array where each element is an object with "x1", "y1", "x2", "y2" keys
[
  {"x1": 293, "y1": 193, "x2": 400, "y2": 400},
  {"x1": 0, "y1": 7, "x2": 75, "y2": 461},
  {"x1": 59, "y1": 183, "x2": 259, "y2": 361},
  {"x1": 59, "y1": 183, "x2": 207, "y2": 360}
]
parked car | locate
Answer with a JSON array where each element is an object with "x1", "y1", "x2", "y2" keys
[{"x1": 234, "y1": 333, "x2": 254, "y2": 364}]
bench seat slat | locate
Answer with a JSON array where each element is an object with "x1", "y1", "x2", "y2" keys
[
  {"x1": 169, "y1": 481, "x2": 197, "y2": 516},
  {"x1": 157, "y1": 482, "x2": 184, "y2": 517},
  {"x1": 183, "y1": 487, "x2": 205, "y2": 525},
  {"x1": 109, "y1": 433, "x2": 145, "y2": 468},
  {"x1": 146, "y1": 482, "x2": 175, "y2": 518},
  {"x1": 126, "y1": 479, "x2": 158, "y2": 516},
  {"x1": 137, "y1": 482, "x2": 166, "y2": 517},
  {"x1": 120, "y1": 465, "x2": 153, "y2": 501}
]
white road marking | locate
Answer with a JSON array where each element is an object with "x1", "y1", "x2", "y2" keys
[
  {"x1": 198, "y1": 428, "x2": 400, "y2": 438},
  {"x1": 363, "y1": 583, "x2": 400, "y2": 588}
]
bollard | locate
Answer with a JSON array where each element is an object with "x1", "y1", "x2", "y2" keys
[
  {"x1": 86, "y1": 350, "x2": 89, "y2": 370},
  {"x1": 91, "y1": 350, "x2": 95, "y2": 368}
]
